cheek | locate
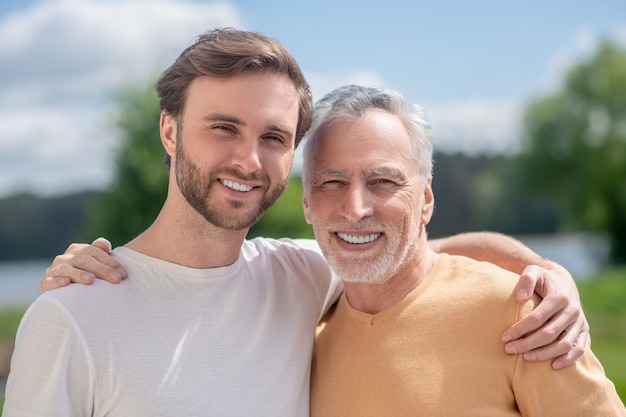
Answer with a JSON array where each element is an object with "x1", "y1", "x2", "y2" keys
[
  {"x1": 267, "y1": 152, "x2": 294, "y2": 178},
  {"x1": 304, "y1": 195, "x2": 333, "y2": 226}
]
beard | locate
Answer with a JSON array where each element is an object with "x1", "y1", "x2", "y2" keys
[
  {"x1": 175, "y1": 135, "x2": 288, "y2": 231},
  {"x1": 316, "y1": 219, "x2": 420, "y2": 285}
]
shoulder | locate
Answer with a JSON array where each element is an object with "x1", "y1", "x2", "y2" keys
[
  {"x1": 243, "y1": 237, "x2": 325, "y2": 267},
  {"x1": 244, "y1": 237, "x2": 321, "y2": 254},
  {"x1": 437, "y1": 253, "x2": 520, "y2": 288},
  {"x1": 243, "y1": 237, "x2": 341, "y2": 304},
  {"x1": 428, "y1": 254, "x2": 529, "y2": 310},
  {"x1": 14, "y1": 291, "x2": 87, "y2": 346}
]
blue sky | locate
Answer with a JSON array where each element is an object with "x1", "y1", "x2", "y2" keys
[{"x1": 0, "y1": 0, "x2": 624, "y2": 197}]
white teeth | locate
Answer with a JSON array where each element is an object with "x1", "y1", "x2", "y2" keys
[
  {"x1": 337, "y1": 232, "x2": 381, "y2": 244},
  {"x1": 221, "y1": 179, "x2": 253, "y2": 192}
]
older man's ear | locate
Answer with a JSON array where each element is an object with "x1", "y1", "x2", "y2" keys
[{"x1": 420, "y1": 177, "x2": 435, "y2": 226}]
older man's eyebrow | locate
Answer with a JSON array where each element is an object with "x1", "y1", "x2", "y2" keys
[
  {"x1": 363, "y1": 166, "x2": 406, "y2": 180},
  {"x1": 313, "y1": 168, "x2": 350, "y2": 178}
]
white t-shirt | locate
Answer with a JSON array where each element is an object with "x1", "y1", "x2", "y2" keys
[{"x1": 3, "y1": 238, "x2": 343, "y2": 417}]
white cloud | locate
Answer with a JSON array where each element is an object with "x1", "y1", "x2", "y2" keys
[
  {"x1": 1, "y1": 1, "x2": 624, "y2": 196},
  {"x1": 299, "y1": 72, "x2": 524, "y2": 161},
  {"x1": 423, "y1": 24, "x2": 626, "y2": 158},
  {"x1": 424, "y1": 98, "x2": 523, "y2": 156},
  {"x1": 305, "y1": 70, "x2": 387, "y2": 102},
  {"x1": 0, "y1": 105, "x2": 111, "y2": 195},
  {"x1": 614, "y1": 24, "x2": 626, "y2": 46},
  {"x1": 0, "y1": 0, "x2": 242, "y2": 197},
  {"x1": 536, "y1": 24, "x2": 626, "y2": 97}
]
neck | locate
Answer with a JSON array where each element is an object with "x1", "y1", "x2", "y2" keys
[
  {"x1": 126, "y1": 196, "x2": 249, "y2": 269},
  {"x1": 343, "y1": 246, "x2": 438, "y2": 315}
]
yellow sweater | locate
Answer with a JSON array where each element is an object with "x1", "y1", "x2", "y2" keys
[{"x1": 311, "y1": 254, "x2": 625, "y2": 416}]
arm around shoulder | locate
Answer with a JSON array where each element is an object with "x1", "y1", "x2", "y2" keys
[
  {"x1": 513, "y1": 301, "x2": 626, "y2": 416},
  {"x1": 430, "y1": 231, "x2": 589, "y2": 369},
  {"x1": 429, "y1": 231, "x2": 549, "y2": 274}
]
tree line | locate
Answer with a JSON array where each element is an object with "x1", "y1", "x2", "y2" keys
[
  {"x1": 1, "y1": 41, "x2": 624, "y2": 264},
  {"x1": 0, "y1": 152, "x2": 558, "y2": 261}
]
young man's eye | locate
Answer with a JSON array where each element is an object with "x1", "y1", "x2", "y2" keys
[
  {"x1": 264, "y1": 134, "x2": 286, "y2": 144},
  {"x1": 214, "y1": 125, "x2": 235, "y2": 132}
]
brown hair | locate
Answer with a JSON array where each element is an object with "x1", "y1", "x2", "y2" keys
[{"x1": 156, "y1": 28, "x2": 313, "y2": 166}]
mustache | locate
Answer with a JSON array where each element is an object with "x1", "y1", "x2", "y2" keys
[{"x1": 328, "y1": 219, "x2": 386, "y2": 232}]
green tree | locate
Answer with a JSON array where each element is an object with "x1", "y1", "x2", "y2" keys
[
  {"x1": 86, "y1": 81, "x2": 168, "y2": 247},
  {"x1": 517, "y1": 42, "x2": 626, "y2": 263},
  {"x1": 248, "y1": 176, "x2": 313, "y2": 239},
  {"x1": 87, "y1": 82, "x2": 313, "y2": 246}
]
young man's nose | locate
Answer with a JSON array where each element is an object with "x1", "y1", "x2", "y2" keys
[{"x1": 232, "y1": 138, "x2": 262, "y2": 172}]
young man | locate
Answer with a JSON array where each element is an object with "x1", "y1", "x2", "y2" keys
[
  {"x1": 5, "y1": 29, "x2": 586, "y2": 416},
  {"x1": 303, "y1": 85, "x2": 625, "y2": 416}
]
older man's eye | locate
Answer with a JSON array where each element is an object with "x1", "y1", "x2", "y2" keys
[
  {"x1": 373, "y1": 179, "x2": 393, "y2": 185},
  {"x1": 316, "y1": 179, "x2": 345, "y2": 189}
]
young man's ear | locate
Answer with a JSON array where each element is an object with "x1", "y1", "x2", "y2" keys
[{"x1": 160, "y1": 111, "x2": 177, "y2": 159}]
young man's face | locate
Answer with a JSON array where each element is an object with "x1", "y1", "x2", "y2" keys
[
  {"x1": 303, "y1": 109, "x2": 434, "y2": 284},
  {"x1": 161, "y1": 72, "x2": 300, "y2": 230}
]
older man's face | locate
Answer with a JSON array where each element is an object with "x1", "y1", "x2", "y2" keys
[{"x1": 303, "y1": 109, "x2": 434, "y2": 284}]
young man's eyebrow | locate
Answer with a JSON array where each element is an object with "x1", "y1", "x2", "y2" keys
[
  {"x1": 202, "y1": 113, "x2": 245, "y2": 125},
  {"x1": 202, "y1": 113, "x2": 294, "y2": 138},
  {"x1": 266, "y1": 123, "x2": 294, "y2": 137}
]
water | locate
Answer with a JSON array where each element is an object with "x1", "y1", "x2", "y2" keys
[
  {"x1": 0, "y1": 233, "x2": 609, "y2": 310},
  {"x1": 0, "y1": 259, "x2": 51, "y2": 308},
  {"x1": 518, "y1": 233, "x2": 609, "y2": 280}
]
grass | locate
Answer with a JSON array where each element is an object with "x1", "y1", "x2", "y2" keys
[
  {"x1": 0, "y1": 305, "x2": 27, "y2": 413},
  {"x1": 577, "y1": 267, "x2": 626, "y2": 401},
  {"x1": 0, "y1": 268, "x2": 625, "y2": 409},
  {"x1": 0, "y1": 306, "x2": 26, "y2": 375}
]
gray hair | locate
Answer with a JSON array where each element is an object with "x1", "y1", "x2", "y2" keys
[{"x1": 302, "y1": 84, "x2": 433, "y2": 190}]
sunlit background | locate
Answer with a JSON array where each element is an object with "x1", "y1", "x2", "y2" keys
[
  {"x1": 1, "y1": 0, "x2": 624, "y2": 197},
  {"x1": 1, "y1": 0, "x2": 626, "y2": 406}
]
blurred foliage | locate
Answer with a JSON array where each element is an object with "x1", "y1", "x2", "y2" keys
[
  {"x1": 0, "y1": 306, "x2": 27, "y2": 380},
  {"x1": 248, "y1": 177, "x2": 313, "y2": 239},
  {"x1": 428, "y1": 154, "x2": 561, "y2": 239},
  {"x1": 578, "y1": 267, "x2": 626, "y2": 399},
  {"x1": 516, "y1": 42, "x2": 626, "y2": 263},
  {"x1": 85, "y1": 81, "x2": 168, "y2": 248},
  {"x1": 0, "y1": 192, "x2": 99, "y2": 261}
]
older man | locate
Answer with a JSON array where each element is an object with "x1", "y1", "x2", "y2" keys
[{"x1": 303, "y1": 85, "x2": 625, "y2": 416}]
